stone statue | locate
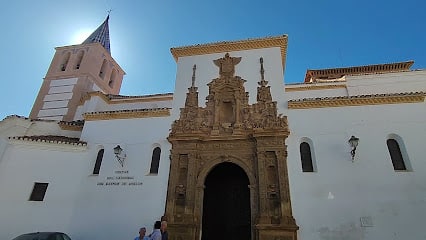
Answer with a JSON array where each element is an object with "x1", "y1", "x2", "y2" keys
[{"x1": 213, "y1": 53, "x2": 241, "y2": 78}]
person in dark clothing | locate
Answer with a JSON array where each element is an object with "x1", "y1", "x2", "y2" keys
[{"x1": 160, "y1": 221, "x2": 168, "y2": 240}]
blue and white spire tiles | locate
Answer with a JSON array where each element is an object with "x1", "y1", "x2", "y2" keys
[{"x1": 83, "y1": 15, "x2": 111, "y2": 53}]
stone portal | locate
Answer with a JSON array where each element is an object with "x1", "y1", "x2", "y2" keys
[{"x1": 166, "y1": 54, "x2": 298, "y2": 240}]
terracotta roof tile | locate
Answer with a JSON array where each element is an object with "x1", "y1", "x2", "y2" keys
[
  {"x1": 9, "y1": 135, "x2": 87, "y2": 146},
  {"x1": 288, "y1": 91, "x2": 424, "y2": 103},
  {"x1": 3, "y1": 115, "x2": 58, "y2": 122},
  {"x1": 106, "y1": 93, "x2": 173, "y2": 100},
  {"x1": 85, "y1": 107, "x2": 171, "y2": 115},
  {"x1": 58, "y1": 120, "x2": 84, "y2": 126},
  {"x1": 304, "y1": 61, "x2": 414, "y2": 83},
  {"x1": 58, "y1": 120, "x2": 84, "y2": 131}
]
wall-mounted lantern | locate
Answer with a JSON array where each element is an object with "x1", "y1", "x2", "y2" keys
[{"x1": 348, "y1": 136, "x2": 360, "y2": 161}]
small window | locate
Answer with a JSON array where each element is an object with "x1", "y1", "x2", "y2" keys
[
  {"x1": 150, "y1": 147, "x2": 161, "y2": 174},
  {"x1": 74, "y1": 50, "x2": 84, "y2": 70},
  {"x1": 29, "y1": 182, "x2": 49, "y2": 201},
  {"x1": 300, "y1": 142, "x2": 314, "y2": 172},
  {"x1": 99, "y1": 59, "x2": 107, "y2": 78},
  {"x1": 387, "y1": 139, "x2": 406, "y2": 171},
  {"x1": 60, "y1": 52, "x2": 71, "y2": 72},
  {"x1": 93, "y1": 149, "x2": 104, "y2": 175},
  {"x1": 109, "y1": 69, "x2": 117, "y2": 88}
]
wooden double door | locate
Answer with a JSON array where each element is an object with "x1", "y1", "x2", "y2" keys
[{"x1": 202, "y1": 162, "x2": 251, "y2": 240}]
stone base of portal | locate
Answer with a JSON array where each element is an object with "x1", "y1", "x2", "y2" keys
[{"x1": 255, "y1": 222, "x2": 299, "y2": 240}]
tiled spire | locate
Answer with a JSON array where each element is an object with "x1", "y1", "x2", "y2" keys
[{"x1": 82, "y1": 15, "x2": 111, "y2": 53}]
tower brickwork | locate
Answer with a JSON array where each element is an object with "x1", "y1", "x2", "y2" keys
[{"x1": 30, "y1": 16, "x2": 125, "y2": 121}]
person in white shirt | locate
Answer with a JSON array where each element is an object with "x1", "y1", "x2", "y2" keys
[{"x1": 149, "y1": 221, "x2": 162, "y2": 240}]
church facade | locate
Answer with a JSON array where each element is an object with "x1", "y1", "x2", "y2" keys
[{"x1": 0, "y1": 16, "x2": 425, "y2": 240}]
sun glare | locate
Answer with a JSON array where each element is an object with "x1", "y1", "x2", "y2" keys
[{"x1": 71, "y1": 29, "x2": 93, "y2": 44}]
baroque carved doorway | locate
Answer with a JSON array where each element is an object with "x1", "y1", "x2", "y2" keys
[
  {"x1": 165, "y1": 53, "x2": 298, "y2": 240},
  {"x1": 202, "y1": 162, "x2": 251, "y2": 240}
]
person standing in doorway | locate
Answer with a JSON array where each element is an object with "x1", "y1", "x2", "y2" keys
[
  {"x1": 160, "y1": 221, "x2": 168, "y2": 240},
  {"x1": 134, "y1": 227, "x2": 149, "y2": 240}
]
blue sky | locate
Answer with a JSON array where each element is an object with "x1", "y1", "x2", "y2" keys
[{"x1": 0, "y1": 0, "x2": 425, "y2": 120}]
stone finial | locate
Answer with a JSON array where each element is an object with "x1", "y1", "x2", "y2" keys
[
  {"x1": 260, "y1": 57, "x2": 265, "y2": 81},
  {"x1": 192, "y1": 64, "x2": 196, "y2": 87},
  {"x1": 213, "y1": 53, "x2": 242, "y2": 78},
  {"x1": 258, "y1": 57, "x2": 269, "y2": 87}
]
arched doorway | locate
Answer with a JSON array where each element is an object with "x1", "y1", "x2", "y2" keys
[{"x1": 201, "y1": 162, "x2": 251, "y2": 240}]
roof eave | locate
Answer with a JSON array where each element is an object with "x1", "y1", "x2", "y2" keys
[{"x1": 170, "y1": 35, "x2": 288, "y2": 68}]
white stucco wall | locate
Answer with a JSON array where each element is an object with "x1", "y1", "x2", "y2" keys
[
  {"x1": 285, "y1": 86, "x2": 348, "y2": 100},
  {"x1": 0, "y1": 142, "x2": 88, "y2": 240},
  {"x1": 74, "y1": 95, "x2": 173, "y2": 121},
  {"x1": 70, "y1": 116, "x2": 173, "y2": 240},
  {"x1": 347, "y1": 70, "x2": 426, "y2": 96},
  {"x1": 74, "y1": 96, "x2": 107, "y2": 120},
  {"x1": 0, "y1": 116, "x2": 81, "y2": 139},
  {"x1": 285, "y1": 70, "x2": 426, "y2": 103},
  {"x1": 0, "y1": 115, "x2": 174, "y2": 240},
  {"x1": 285, "y1": 101, "x2": 426, "y2": 240}
]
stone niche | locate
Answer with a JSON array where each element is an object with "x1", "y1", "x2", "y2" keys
[{"x1": 166, "y1": 53, "x2": 298, "y2": 240}]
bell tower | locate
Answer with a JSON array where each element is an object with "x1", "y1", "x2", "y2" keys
[{"x1": 30, "y1": 15, "x2": 125, "y2": 121}]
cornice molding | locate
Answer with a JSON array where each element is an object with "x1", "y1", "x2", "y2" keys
[
  {"x1": 79, "y1": 91, "x2": 173, "y2": 106},
  {"x1": 304, "y1": 61, "x2": 414, "y2": 83},
  {"x1": 58, "y1": 120, "x2": 84, "y2": 131},
  {"x1": 58, "y1": 124, "x2": 83, "y2": 131},
  {"x1": 107, "y1": 96, "x2": 173, "y2": 104},
  {"x1": 79, "y1": 91, "x2": 109, "y2": 105},
  {"x1": 171, "y1": 35, "x2": 288, "y2": 68},
  {"x1": 8, "y1": 136, "x2": 87, "y2": 147},
  {"x1": 288, "y1": 92, "x2": 425, "y2": 109},
  {"x1": 84, "y1": 108, "x2": 171, "y2": 121},
  {"x1": 285, "y1": 84, "x2": 346, "y2": 92}
]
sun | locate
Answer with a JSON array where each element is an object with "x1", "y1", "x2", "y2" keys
[{"x1": 71, "y1": 29, "x2": 93, "y2": 44}]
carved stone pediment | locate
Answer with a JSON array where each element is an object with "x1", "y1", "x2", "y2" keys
[{"x1": 170, "y1": 54, "x2": 289, "y2": 139}]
